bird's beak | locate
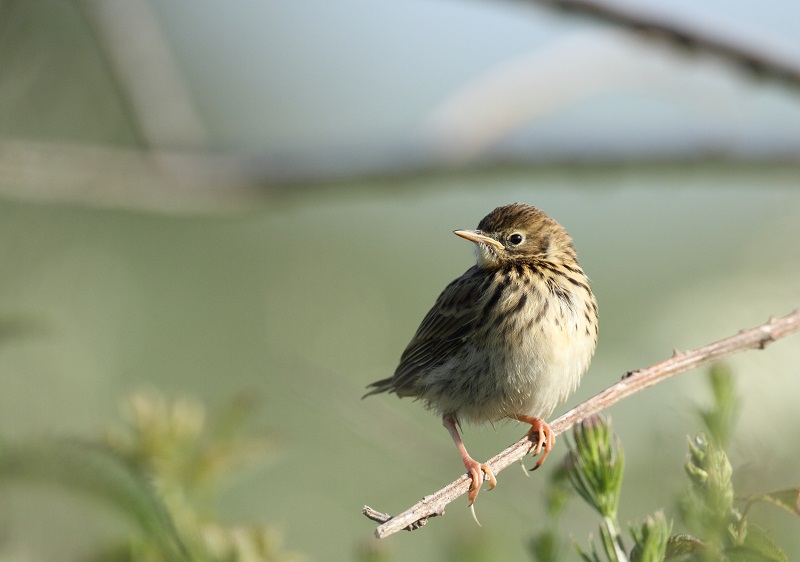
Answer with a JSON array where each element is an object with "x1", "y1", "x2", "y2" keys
[{"x1": 453, "y1": 229, "x2": 504, "y2": 250}]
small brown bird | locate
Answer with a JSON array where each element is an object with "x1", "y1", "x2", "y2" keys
[{"x1": 365, "y1": 203, "x2": 598, "y2": 505}]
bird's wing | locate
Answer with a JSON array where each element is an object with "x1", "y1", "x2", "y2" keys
[{"x1": 389, "y1": 266, "x2": 487, "y2": 395}]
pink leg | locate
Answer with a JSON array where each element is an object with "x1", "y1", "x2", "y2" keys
[
  {"x1": 512, "y1": 414, "x2": 554, "y2": 469},
  {"x1": 443, "y1": 415, "x2": 497, "y2": 505}
]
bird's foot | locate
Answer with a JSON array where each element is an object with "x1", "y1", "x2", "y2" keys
[
  {"x1": 443, "y1": 415, "x2": 497, "y2": 506},
  {"x1": 464, "y1": 457, "x2": 496, "y2": 506},
  {"x1": 515, "y1": 416, "x2": 554, "y2": 470}
]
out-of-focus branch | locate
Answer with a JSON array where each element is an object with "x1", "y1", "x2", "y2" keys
[
  {"x1": 2, "y1": 137, "x2": 800, "y2": 212},
  {"x1": 532, "y1": 0, "x2": 800, "y2": 85},
  {"x1": 0, "y1": 138, "x2": 259, "y2": 213},
  {"x1": 81, "y1": 0, "x2": 208, "y2": 150},
  {"x1": 364, "y1": 308, "x2": 800, "y2": 538}
]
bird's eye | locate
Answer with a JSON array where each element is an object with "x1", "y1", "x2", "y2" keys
[{"x1": 508, "y1": 233, "x2": 524, "y2": 246}]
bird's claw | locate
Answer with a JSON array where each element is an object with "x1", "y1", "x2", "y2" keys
[
  {"x1": 465, "y1": 460, "x2": 496, "y2": 506},
  {"x1": 524, "y1": 419, "x2": 554, "y2": 470}
]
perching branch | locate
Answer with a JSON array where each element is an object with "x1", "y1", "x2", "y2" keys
[{"x1": 364, "y1": 308, "x2": 800, "y2": 539}]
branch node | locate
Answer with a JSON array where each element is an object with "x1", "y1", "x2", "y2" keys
[
  {"x1": 363, "y1": 506, "x2": 391, "y2": 525},
  {"x1": 364, "y1": 505, "x2": 443, "y2": 536},
  {"x1": 758, "y1": 334, "x2": 775, "y2": 350}
]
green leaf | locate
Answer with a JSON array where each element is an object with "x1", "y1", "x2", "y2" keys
[
  {"x1": 0, "y1": 438, "x2": 189, "y2": 561},
  {"x1": 726, "y1": 526, "x2": 788, "y2": 562},
  {"x1": 744, "y1": 488, "x2": 800, "y2": 517},
  {"x1": 574, "y1": 540, "x2": 603, "y2": 562},
  {"x1": 664, "y1": 534, "x2": 706, "y2": 561}
]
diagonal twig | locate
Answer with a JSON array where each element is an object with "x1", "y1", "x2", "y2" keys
[
  {"x1": 365, "y1": 308, "x2": 800, "y2": 539},
  {"x1": 532, "y1": 0, "x2": 800, "y2": 86}
]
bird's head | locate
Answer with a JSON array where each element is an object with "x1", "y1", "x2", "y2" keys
[{"x1": 454, "y1": 203, "x2": 576, "y2": 269}]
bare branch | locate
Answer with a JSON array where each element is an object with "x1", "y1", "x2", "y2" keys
[
  {"x1": 0, "y1": 138, "x2": 261, "y2": 213},
  {"x1": 532, "y1": 0, "x2": 800, "y2": 86},
  {"x1": 81, "y1": 0, "x2": 208, "y2": 149},
  {"x1": 366, "y1": 308, "x2": 800, "y2": 539}
]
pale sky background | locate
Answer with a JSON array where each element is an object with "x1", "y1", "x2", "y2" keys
[{"x1": 149, "y1": 0, "x2": 800, "y2": 163}]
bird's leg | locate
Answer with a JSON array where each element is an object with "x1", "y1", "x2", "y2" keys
[
  {"x1": 443, "y1": 415, "x2": 496, "y2": 505},
  {"x1": 512, "y1": 414, "x2": 554, "y2": 470}
]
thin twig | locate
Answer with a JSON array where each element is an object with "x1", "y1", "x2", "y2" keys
[
  {"x1": 532, "y1": 0, "x2": 800, "y2": 87},
  {"x1": 366, "y1": 308, "x2": 800, "y2": 539}
]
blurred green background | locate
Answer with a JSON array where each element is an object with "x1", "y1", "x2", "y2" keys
[{"x1": 1, "y1": 1, "x2": 799, "y2": 561}]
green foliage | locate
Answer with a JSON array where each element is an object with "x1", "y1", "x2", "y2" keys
[
  {"x1": 699, "y1": 365, "x2": 739, "y2": 449},
  {"x1": 741, "y1": 488, "x2": 800, "y2": 519},
  {"x1": 629, "y1": 512, "x2": 671, "y2": 562},
  {"x1": 675, "y1": 366, "x2": 793, "y2": 562},
  {"x1": 531, "y1": 364, "x2": 800, "y2": 562},
  {"x1": 0, "y1": 390, "x2": 301, "y2": 562},
  {"x1": 567, "y1": 416, "x2": 627, "y2": 561},
  {"x1": 562, "y1": 416, "x2": 628, "y2": 562},
  {"x1": 0, "y1": 438, "x2": 188, "y2": 561},
  {"x1": 568, "y1": 416, "x2": 625, "y2": 520},
  {"x1": 680, "y1": 433, "x2": 736, "y2": 546}
]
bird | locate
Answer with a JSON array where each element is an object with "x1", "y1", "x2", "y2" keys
[{"x1": 364, "y1": 203, "x2": 598, "y2": 506}]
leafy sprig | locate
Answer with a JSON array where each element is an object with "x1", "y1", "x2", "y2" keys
[{"x1": 532, "y1": 364, "x2": 800, "y2": 562}]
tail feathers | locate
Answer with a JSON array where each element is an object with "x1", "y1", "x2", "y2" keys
[{"x1": 362, "y1": 376, "x2": 395, "y2": 399}]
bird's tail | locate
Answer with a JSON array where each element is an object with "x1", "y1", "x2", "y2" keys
[{"x1": 361, "y1": 377, "x2": 395, "y2": 399}]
